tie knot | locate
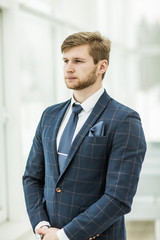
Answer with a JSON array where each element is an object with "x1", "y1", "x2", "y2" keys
[{"x1": 72, "y1": 103, "x2": 83, "y2": 114}]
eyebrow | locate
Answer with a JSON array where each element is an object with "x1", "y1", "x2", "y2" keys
[{"x1": 63, "y1": 57, "x2": 86, "y2": 61}]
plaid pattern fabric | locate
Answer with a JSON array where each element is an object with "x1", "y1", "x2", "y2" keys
[{"x1": 23, "y1": 90, "x2": 146, "y2": 240}]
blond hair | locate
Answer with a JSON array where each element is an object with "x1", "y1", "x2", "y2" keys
[
  {"x1": 61, "y1": 32, "x2": 111, "y2": 63},
  {"x1": 61, "y1": 32, "x2": 111, "y2": 78}
]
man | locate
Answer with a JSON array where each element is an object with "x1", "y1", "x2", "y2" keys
[{"x1": 23, "y1": 32, "x2": 146, "y2": 240}]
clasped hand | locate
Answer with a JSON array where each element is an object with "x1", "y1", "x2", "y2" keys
[{"x1": 36, "y1": 227, "x2": 59, "y2": 240}]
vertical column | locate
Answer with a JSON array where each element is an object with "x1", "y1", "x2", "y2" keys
[
  {"x1": 0, "y1": 8, "x2": 7, "y2": 224},
  {"x1": 2, "y1": 0, "x2": 24, "y2": 221}
]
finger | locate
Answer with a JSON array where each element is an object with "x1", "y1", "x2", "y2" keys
[{"x1": 36, "y1": 228, "x2": 48, "y2": 235}]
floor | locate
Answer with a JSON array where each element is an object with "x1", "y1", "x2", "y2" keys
[{"x1": 126, "y1": 221, "x2": 155, "y2": 240}]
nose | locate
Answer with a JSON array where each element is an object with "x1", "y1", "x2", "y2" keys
[{"x1": 65, "y1": 62, "x2": 75, "y2": 73}]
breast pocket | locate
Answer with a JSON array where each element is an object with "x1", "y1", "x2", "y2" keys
[
  {"x1": 76, "y1": 136, "x2": 108, "y2": 172},
  {"x1": 78, "y1": 136, "x2": 107, "y2": 160}
]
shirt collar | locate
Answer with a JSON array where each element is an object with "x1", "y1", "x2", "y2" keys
[{"x1": 71, "y1": 87, "x2": 104, "y2": 113}]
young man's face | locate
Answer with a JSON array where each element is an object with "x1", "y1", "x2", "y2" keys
[{"x1": 63, "y1": 44, "x2": 100, "y2": 90}]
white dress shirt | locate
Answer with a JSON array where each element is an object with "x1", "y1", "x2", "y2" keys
[{"x1": 35, "y1": 87, "x2": 104, "y2": 240}]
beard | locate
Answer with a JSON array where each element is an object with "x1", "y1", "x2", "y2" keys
[{"x1": 65, "y1": 66, "x2": 98, "y2": 90}]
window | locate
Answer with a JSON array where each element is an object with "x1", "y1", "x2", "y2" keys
[
  {"x1": 104, "y1": 0, "x2": 160, "y2": 144},
  {"x1": 19, "y1": 9, "x2": 56, "y2": 160},
  {"x1": 129, "y1": 0, "x2": 160, "y2": 143},
  {"x1": 0, "y1": 9, "x2": 7, "y2": 224},
  {"x1": 136, "y1": 23, "x2": 160, "y2": 142}
]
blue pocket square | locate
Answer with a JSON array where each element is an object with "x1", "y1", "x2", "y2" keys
[{"x1": 89, "y1": 121, "x2": 105, "y2": 137}]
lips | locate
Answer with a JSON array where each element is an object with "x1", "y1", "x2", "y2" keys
[{"x1": 65, "y1": 77, "x2": 77, "y2": 80}]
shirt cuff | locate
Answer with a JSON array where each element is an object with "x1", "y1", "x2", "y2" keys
[
  {"x1": 35, "y1": 221, "x2": 51, "y2": 231},
  {"x1": 57, "y1": 228, "x2": 69, "y2": 240}
]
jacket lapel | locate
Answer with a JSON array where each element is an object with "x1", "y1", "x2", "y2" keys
[{"x1": 58, "y1": 90, "x2": 111, "y2": 180}]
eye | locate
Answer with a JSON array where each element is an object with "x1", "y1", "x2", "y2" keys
[
  {"x1": 75, "y1": 59, "x2": 83, "y2": 63},
  {"x1": 64, "y1": 59, "x2": 69, "y2": 64}
]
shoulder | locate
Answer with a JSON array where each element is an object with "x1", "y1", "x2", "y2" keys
[
  {"x1": 40, "y1": 99, "x2": 71, "y2": 124},
  {"x1": 107, "y1": 96, "x2": 140, "y2": 121},
  {"x1": 44, "y1": 100, "x2": 70, "y2": 115},
  {"x1": 101, "y1": 90, "x2": 140, "y2": 120}
]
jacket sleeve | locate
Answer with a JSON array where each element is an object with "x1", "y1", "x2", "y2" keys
[
  {"x1": 22, "y1": 112, "x2": 49, "y2": 231},
  {"x1": 63, "y1": 110, "x2": 147, "y2": 240}
]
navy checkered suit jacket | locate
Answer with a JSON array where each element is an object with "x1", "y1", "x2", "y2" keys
[{"x1": 23, "y1": 90, "x2": 146, "y2": 240}]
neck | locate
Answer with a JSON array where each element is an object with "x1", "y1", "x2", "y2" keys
[{"x1": 73, "y1": 82, "x2": 102, "y2": 103}]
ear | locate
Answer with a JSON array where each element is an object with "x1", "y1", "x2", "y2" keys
[{"x1": 98, "y1": 60, "x2": 108, "y2": 75}]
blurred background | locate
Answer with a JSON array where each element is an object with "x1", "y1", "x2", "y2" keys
[{"x1": 0, "y1": 0, "x2": 160, "y2": 239}]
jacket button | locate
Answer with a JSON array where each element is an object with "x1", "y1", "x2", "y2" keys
[
  {"x1": 96, "y1": 234, "x2": 100, "y2": 237},
  {"x1": 56, "y1": 187, "x2": 61, "y2": 193}
]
